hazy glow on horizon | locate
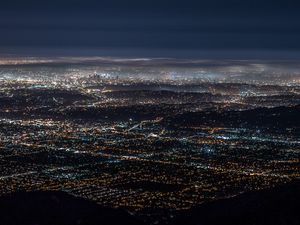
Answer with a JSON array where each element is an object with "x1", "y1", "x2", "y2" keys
[{"x1": 0, "y1": 56, "x2": 300, "y2": 85}]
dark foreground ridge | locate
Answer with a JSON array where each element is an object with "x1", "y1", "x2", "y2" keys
[
  {"x1": 172, "y1": 179, "x2": 300, "y2": 225},
  {"x1": 0, "y1": 191, "x2": 144, "y2": 225},
  {"x1": 0, "y1": 180, "x2": 299, "y2": 225}
]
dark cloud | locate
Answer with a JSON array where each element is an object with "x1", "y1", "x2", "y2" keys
[{"x1": 0, "y1": 0, "x2": 300, "y2": 53}]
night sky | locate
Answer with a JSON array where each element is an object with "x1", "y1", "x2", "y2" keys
[{"x1": 1, "y1": 0, "x2": 300, "y2": 56}]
